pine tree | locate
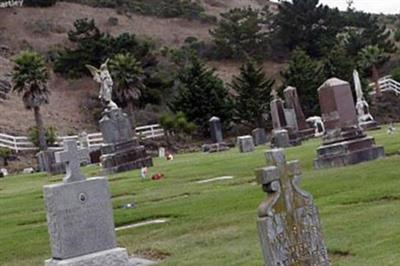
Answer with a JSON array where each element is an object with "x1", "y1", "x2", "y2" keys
[
  {"x1": 231, "y1": 60, "x2": 274, "y2": 128},
  {"x1": 322, "y1": 44, "x2": 356, "y2": 83},
  {"x1": 281, "y1": 49, "x2": 324, "y2": 116},
  {"x1": 170, "y1": 56, "x2": 233, "y2": 135},
  {"x1": 274, "y1": 0, "x2": 343, "y2": 58},
  {"x1": 209, "y1": 7, "x2": 270, "y2": 59}
]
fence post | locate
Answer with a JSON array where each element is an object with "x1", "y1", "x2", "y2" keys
[{"x1": 14, "y1": 137, "x2": 19, "y2": 153}]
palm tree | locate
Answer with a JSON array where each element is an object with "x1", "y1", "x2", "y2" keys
[
  {"x1": 109, "y1": 53, "x2": 145, "y2": 126},
  {"x1": 12, "y1": 51, "x2": 50, "y2": 151},
  {"x1": 359, "y1": 45, "x2": 385, "y2": 97}
]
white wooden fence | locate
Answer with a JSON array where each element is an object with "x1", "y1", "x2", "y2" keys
[
  {"x1": 0, "y1": 124, "x2": 164, "y2": 153},
  {"x1": 369, "y1": 76, "x2": 400, "y2": 96}
]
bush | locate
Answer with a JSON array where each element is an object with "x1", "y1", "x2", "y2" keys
[
  {"x1": 28, "y1": 126, "x2": 57, "y2": 148},
  {"x1": 160, "y1": 112, "x2": 197, "y2": 142},
  {"x1": 0, "y1": 147, "x2": 11, "y2": 166},
  {"x1": 395, "y1": 29, "x2": 400, "y2": 42},
  {"x1": 391, "y1": 67, "x2": 400, "y2": 83},
  {"x1": 23, "y1": 0, "x2": 57, "y2": 7}
]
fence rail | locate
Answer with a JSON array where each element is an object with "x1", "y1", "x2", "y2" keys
[
  {"x1": 0, "y1": 124, "x2": 164, "y2": 153},
  {"x1": 369, "y1": 76, "x2": 400, "y2": 95}
]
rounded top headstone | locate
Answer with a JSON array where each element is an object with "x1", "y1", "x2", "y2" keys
[
  {"x1": 284, "y1": 86, "x2": 296, "y2": 92},
  {"x1": 318, "y1": 78, "x2": 349, "y2": 91},
  {"x1": 209, "y1": 116, "x2": 220, "y2": 122}
]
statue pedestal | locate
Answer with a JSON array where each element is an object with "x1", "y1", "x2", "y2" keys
[{"x1": 99, "y1": 109, "x2": 153, "y2": 174}]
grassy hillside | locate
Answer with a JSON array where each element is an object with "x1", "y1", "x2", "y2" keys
[
  {"x1": 0, "y1": 125, "x2": 399, "y2": 265},
  {"x1": 0, "y1": 1, "x2": 277, "y2": 135}
]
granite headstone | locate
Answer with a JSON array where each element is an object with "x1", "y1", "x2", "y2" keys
[
  {"x1": 314, "y1": 78, "x2": 384, "y2": 169},
  {"x1": 237, "y1": 135, "x2": 255, "y2": 153},
  {"x1": 43, "y1": 140, "x2": 130, "y2": 266}
]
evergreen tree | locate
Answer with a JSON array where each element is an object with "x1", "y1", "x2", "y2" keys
[
  {"x1": 281, "y1": 49, "x2": 324, "y2": 116},
  {"x1": 274, "y1": 0, "x2": 343, "y2": 58},
  {"x1": 12, "y1": 51, "x2": 50, "y2": 151},
  {"x1": 343, "y1": 10, "x2": 396, "y2": 55},
  {"x1": 358, "y1": 45, "x2": 386, "y2": 96},
  {"x1": 322, "y1": 44, "x2": 356, "y2": 83},
  {"x1": 210, "y1": 7, "x2": 270, "y2": 59},
  {"x1": 231, "y1": 60, "x2": 274, "y2": 128},
  {"x1": 170, "y1": 56, "x2": 233, "y2": 135},
  {"x1": 109, "y1": 53, "x2": 145, "y2": 126}
]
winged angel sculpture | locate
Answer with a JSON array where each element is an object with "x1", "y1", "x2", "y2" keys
[{"x1": 86, "y1": 59, "x2": 118, "y2": 111}]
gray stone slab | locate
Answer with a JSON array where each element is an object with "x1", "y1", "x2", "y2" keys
[
  {"x1": 129, "y1": 257, "x2": 157, "y2": 266},
  {"x1": 43, "y1": 177, "x2": 117, "y2": 260},
  {"x1": 45, "y1": 248, "x2": 130, "y2": 266},
  {"x1": 252, "y1": 128, "x2": 268, "y2": 146},
  {"x1": 209, "y1": 116, "x2": 224, "y2": 143},
  {"x1": 100, "y1": 108, "x2": 134, "y2": 144},
  {"x1": 237, "y1": 135, "x2": 255, "y2": 153},
  {"x1": 271, "y1": 129, "x2": 290, "y2": 148}
]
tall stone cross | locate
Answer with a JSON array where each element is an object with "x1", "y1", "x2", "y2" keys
[
  {"x1": 55, "y1": 140, "x2": 87, "y2": 183},
  {"x1": 256, "y1": 149, "x2": 329, "y2": 266}
]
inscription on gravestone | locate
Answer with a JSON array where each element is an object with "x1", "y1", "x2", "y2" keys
[{"x1": 256, "y1": 149, "x2": 329, "y2": 266}]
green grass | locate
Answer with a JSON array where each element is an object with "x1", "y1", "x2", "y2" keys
[{"x1": 0, "y1": 125, "x2": 399, "y2": 266}]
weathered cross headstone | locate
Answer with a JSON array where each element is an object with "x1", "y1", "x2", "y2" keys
[
  {"x1": 43, "y1": 140, "x2": 130, "y2": 266},
  {"x1": 237, "y1": 135, "x2": 255, "y2": 153},
  {"x1": 256, "y1": 149, "x2": 329, "y2": 266},
  {"x1": 314, "y1": 78, "x2": 384, "y2": 169},
  {"x1": 284, "y1": 86, "x2": 315, "y2": 139}
]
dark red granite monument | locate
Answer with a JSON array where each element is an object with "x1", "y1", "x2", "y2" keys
[{"x1": 314, "y1": 78, "x2": 384, "y2": 169}]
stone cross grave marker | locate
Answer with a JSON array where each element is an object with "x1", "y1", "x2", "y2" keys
[
  {"x1": 55, "y1": 140, "x2": 88, "y2": 183},
  {"x1": 44, "y1": 140, "x2": 131, "y2": 265},
  {"x1": 256, "y1": 149, "x2": 329, "y2": 266}
]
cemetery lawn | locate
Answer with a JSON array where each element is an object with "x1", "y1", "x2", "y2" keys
[{"x1": 0, "y1": 125, "x2": 399, "y2": 266}]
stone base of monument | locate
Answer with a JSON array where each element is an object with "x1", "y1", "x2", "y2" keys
[
  {"x1": 45, "y1": 248, "x2": 130, "y2": 266},
  {"x1": 201, "y1": 142, "x2": 230, "y2": 153},
  {"x1": 298, "y1": 127, "x2": 316, "y2": 140},
  {"x1": 237, "y1": 135, "x2": 255, "y2": 153},
  {"x1": 314, "y1": 136, "x2": 384, "y2": 169},
  {"x1": 359, "y1": 120, "x2": 381, "y2": 131},
  {"x1": 101, "y1": 139, "x2": 153, "y2": 174}
]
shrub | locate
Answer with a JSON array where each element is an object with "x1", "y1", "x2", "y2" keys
[
  {"x1": 0, "y1": 147, "x2": 11, "y2": 166},
  {"x1": 28, "y1": 126, "x2": 57, "y2": 148},
  {"x1": 160, "y1": 112, "x2": 197, "y2": 142},
  {"x1": 391, "y1": 67, "x2": 400, "y2": 83}
]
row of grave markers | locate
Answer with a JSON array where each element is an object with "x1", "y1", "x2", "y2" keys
[{"x1": 41, "y1": 76, "x2": 387, "y2": 265}]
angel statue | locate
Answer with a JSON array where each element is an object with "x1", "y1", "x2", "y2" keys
[{"x1": 86, "y1": 59, "x2": 118, "y2": 111}]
